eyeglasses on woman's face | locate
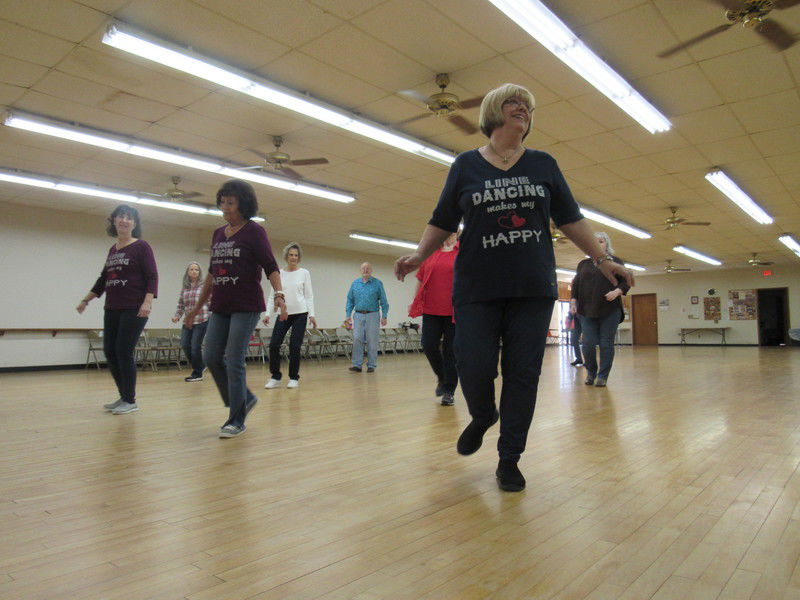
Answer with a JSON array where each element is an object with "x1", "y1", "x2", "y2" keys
[{"x1": 502, "y1": 97, "x2": 534, "y2": 112}]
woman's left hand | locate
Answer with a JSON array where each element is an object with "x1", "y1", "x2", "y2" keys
[
  {"x1": 137, "y1": 302, "x2": 152, "y2": 318},
  {"x1": 309, "y1": 317, "x2": 317, "y2": 329},
  {"x1": 605, "y1": 288, "x2": 623, "y2": 302}
]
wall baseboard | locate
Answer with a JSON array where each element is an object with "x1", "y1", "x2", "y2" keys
[{"x1": 0, "y1": 363, "x2": 101, "y2": 373}]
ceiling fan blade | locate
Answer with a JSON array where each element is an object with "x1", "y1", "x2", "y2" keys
[
  {"x1": 682, "y1": 221, "x2": 711, "y2": 226},
  {"x1": 674, "y1": 268, "x2": 692, "y2": 271},
  {"x1": 755, "y1": 19, "x2": 796, "y2": 52},
  {"x1": 398, "y1": 89, "x2": 429, "y2": 105},
  {"x1": 237, "y1": 165, "x2": 264, "y2": 171},
  {"x1": 396, "y1": 112, "x2": 433, "y2": 126},
  {"x1": 288, "y1": 158, "x2": 329, "y2": 166},
  {"x1": 279, "y1": 167, "x2": 303, "y2": 180},
  {"x1": 773, "y1": 0, "x2": 800, "y2": 9},
  {"x1": 179, "y1": 191, "x2": 203, "y2": 199},
  {"x1": 448, "y1": 114, "x2": 479, "y2": 135},
  {"x1": 657, "y1": 24, "x2": 733, "y2": 58},
  {"x1": 458, "y1": 96, "x2": 484, "y2": 110}
]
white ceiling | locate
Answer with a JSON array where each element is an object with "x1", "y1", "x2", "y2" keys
[{"x1": 1, "y1": 0, "x2": 799, "y2": 275}]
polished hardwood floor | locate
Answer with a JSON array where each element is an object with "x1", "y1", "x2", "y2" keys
[{"x1": 1, "y1": 345, "x2": 799, "y2": 600}]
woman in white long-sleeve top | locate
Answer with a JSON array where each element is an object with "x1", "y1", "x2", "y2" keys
[{"x1": 263, "y1": 242, "x2": 316, "y2": 389}]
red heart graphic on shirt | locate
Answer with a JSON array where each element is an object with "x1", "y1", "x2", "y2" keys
[
  {"x1": 109, "y1": 273, "x2": 118, "y2": 279},
  {"x1": 498, "y1": 210, "x2": 526, "y2": 229},
  {"x1": 218, "y1": 267, "x2": 227, "y2": 275}
]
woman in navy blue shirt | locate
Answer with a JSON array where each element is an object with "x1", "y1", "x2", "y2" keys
[{"x1": 395, "y1": 83, "x2": 633, "y2": 492}]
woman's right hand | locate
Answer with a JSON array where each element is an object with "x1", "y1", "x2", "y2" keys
[
  {"x1": 183, "y1": 311, "x2": 197, "y2": 329},
  {"x1": 171, "y1": 316, "x2": 180, "y2": 323},
  {"x1": 394, "y1": 253, "x2": 423, "y2": 281}
]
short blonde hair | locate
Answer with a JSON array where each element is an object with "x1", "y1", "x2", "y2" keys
[
  {"x1": 283, "y1": 241, "x2": 302, "y2": 262},
  {"x1": 479, "y1": 83, "x2": 535, "y2": 140}
]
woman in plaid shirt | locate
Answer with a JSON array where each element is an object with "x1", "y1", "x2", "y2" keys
[{"x1": 172, "y1": 262, "x2": 211, "y2": 382}]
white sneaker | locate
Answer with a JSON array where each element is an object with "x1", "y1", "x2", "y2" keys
[
  {"x1": 264, "y1": 378, "x2": 281, "y2": 389},
  {"x1": 287, "y1": 379, "x2": 299, "y2": 389},
  {"x1": 112, "y1": 402, "x2": 139, "y2": 414}
]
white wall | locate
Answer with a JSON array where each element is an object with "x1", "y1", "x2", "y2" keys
[
  {"x1": 0, "y1": 203, "x2": 417, "y2": 368},
  {"x1": 629, "y1": 265, "x2": 800, "y2": 345}
]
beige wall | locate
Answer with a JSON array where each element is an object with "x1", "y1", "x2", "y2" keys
[
  {"x1": 0, "y1": 203, "x2": 416, "y2": 367},
  {"x1": 627, "y1": 265, "x2": 799, "y2": 345}
]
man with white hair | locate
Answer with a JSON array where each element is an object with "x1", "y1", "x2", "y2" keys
[{"x1": 344, "y1": 262, "x2": 389, "y2": 373}]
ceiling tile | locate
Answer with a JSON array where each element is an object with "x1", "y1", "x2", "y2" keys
[
  {"x1": 729, "y1": 89, "x2": 800, "y2": 134},
  {"x1": 698, "y1": 45, "x2": 795, "y2": 103},
  {"x1": 0, "y1": 18, "x2": 74, "y2": 67}
]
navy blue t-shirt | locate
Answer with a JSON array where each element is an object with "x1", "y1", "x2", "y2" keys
[{"x1": 429, "y1": 149, "x2": 583, "y2": 306}]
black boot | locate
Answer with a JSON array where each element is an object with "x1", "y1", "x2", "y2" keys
[
  {"x1": 496, "y1": 459, "x2": 525, "y2": 492},
  {"x1": 457, "y1": 410, "x2": 499, "y2": 455}
]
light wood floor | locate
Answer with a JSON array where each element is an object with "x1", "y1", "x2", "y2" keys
[{"x1": 1, "y1": 345, "x2": 799, "y2": 600}]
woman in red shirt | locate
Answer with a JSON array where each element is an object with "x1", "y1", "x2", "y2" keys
[{"x1": 409, "y1": 233, "x2": 459, "y2": 406}]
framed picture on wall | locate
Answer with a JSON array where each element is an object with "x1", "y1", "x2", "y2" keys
[{"x1": 691, "y1": 296, "x2": 699, "y2": 304}]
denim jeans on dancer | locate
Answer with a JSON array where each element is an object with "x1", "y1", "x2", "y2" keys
[
  {"x1": 352, "y1": 311, "x2": 380, "y2": 369},
  {"x1": 269, "y1": 312, "x2": 308, "y2": 380},
  {"x1": 579, "y1": 310, "x2": 621, "y2": 380},
  {"x1": 454, "y1": 297, "x2": 554, "y2": 462},
  {"x1": 180, "y1": 320, "x2": 208, "y2": 376},
  {"x1": 203, "y1": 312, "x2": 260, "y2": 428},
  {"x1": 421, "y1": 313, "x2": 458, "y2": 394},
  {"x1": 103, "y1": 309, "x2": 148, "y2": 404}
]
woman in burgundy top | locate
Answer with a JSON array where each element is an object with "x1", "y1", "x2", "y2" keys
[
  {"x1": 408, "y1": 232, "x2": 459, "y2": 407},
  {"x1": 185, "y1": 179, "x2": 287, "y2": 439},
  {"x1": 571, "y1": 232, "x2": 630, "y2": 387},
  {"x1": 76, "y1": 204, "x2": 158, "y2": 414}
]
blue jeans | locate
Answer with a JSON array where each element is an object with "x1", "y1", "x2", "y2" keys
[
  {"x1": 579, "y1": 311, "x2": 621, "y2": 380},
  {"x1": 180, "y1": 321, "x2": 208, "y2": 376},
  {"x1": 352, "y1": 311, "x2": 379, "y2": 369},
  {"x1": 203, "y1": 312, "x2": 260, "y2": 428},
  {"x1": 454, "y1": 298, "x2": 554, "y2": 462}
]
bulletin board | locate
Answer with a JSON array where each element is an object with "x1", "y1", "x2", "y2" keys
[
  {"x1": 728, "y1": 289, "x2": 757, "y2": 320},
  {"x1": 703, "y1": 297, "x2": 721, "y2": 321}
]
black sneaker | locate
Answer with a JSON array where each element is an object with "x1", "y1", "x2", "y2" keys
[
  {"x1": 457, "y1": 410, "x2": 499, "y2": 455},
  {"x1": 349, "y1": 366, "x2": 362, "y2": 373},
  {"x1": 570, "y1": 360, "x2": 583, "y2": 367},
  {"x1": 496, "y1": 459, "x2": 526, "y2": 492},
  {"x1": 185, "y1": 373, "x2": 203, "y2": 382},
  {"x1": 367, "y1": 367, "x2": 375, "y2": 373},
  {"x1": 435, "y1": 382, "x2": 445, "y2": 397},
  {"x1": 440, "y1": 393, "x2": 454, "y2": 406},
  {"x1": 585, "y1": 376, "x2": 595, "y2": 385}
]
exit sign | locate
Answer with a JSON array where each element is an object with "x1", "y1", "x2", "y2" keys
[{"x1": 763, "y1": 270, "x2": 773, "y2": 276}]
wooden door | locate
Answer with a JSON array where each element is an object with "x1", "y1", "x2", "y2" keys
[{"x1": 632, "y1": 293, "x2": 658, "y2": 345}]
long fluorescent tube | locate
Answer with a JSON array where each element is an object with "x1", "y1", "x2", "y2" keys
[
  {"x1": 579, "y1": 207, "x2": 651, "y2": 239},
  {"x1": 4, "y1": 113, "x2": 354, "y2": 204},
  {"x1": 624, "y1": 262, "x2": 646, "y2": 272},
  {"x1": 673, "y1": 245, "x2": 721, "y2": 266},
  {"x1": 556, "y1": 268, "x2": 577, "y2": 276},
  {"x1": 102, "y1": 22, "x2": 455, "y2": 166},
  {"x1": 349, "y1": 232, "x2": 418, "y2": 250},
  {"x1": 778, "y1": 234, "x2": 800, "y2": 258},
  {"x1": 485, "y1": 0, "x2": 670, "y2": 134},
  {"x1": 0, "y1": 167, "x2": 269, "y2": 220},
  {"x1": 705, "y1": 170, "x2": 773, "y2": 225}
]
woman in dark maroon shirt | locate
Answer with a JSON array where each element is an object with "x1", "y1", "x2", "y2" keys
[
  {"x1": 76, "y1": 205, "x2": 158, "y2": 414},
  {"x1": 185, "y1": 179, "x2": 287, "y2": 439},
  {"x1": 408, "y1": 232, "x2": 459, "y2": 407}
]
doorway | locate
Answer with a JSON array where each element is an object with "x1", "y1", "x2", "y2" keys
[
  {"x1": 757, "y1": 287, "x2": 789, "y2": 346},
  {"x1": 632, "y1": 294, "x2": 658, "y2": 345}
]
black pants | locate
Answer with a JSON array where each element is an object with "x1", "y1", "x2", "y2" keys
[
  {"x1": 570, "y1": 318, "x2": 583, "y2": 362},
  {"x1": 421, "y1": 314, "x2": 458, "y2": 394},
  {"x1": 103, "y1": 309, "x2": 148, "y2": 403},
  {"x1": 454, "y1": 297, "x2": 554, "y2": 462},
  {"x1": 269, "y1": 312, "x2": 308, "y2": 380}
]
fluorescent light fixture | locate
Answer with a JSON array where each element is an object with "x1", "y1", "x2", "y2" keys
[
  {"x1": 705, "y1": 170, "x2": 773, "y2": 225},
  {"x1": 579, "y1": 206, "x2": 651, "y2": 239},
  {"x1": 673, "y1": 245, "x2": 721, "y2": 266},
  {"x1": 4, "y1": 113, "x2": 355, "y2": 204},
  {"x1": 555, "y1": 268, "x2": 577, "y2": 276},
  {"x1": 778, "y1": 234, "x2": 800, "y2": 258},
  {"x1": 0, "y1": 167, "x2": 267, "y2": 221},
  {"x1": 102, "y1": 22, "x2": 455, "y2": 166},
  {"x1": 624, "y1": 262, "x2": 646, "y2": 272},
  {"x1": 485, "y1": 0, "x2": 671, "y2": 134},
  {"x1": 349, "y1": 232, "x2": 418, "y2": 250}
]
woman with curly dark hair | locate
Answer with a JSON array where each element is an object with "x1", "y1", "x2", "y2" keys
[
  {"x1": 185, "y1": 179, "x2": 287, "y2": 438},
  {"x1": 76, "y1": 204, "x2": 158, "y2": 414}
]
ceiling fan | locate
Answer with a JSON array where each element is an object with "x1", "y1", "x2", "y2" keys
[
  {"x1": 663, "y1": 206, "x2": 711, "y2": 230},
  {"x1": 242, "y1": 136, "x2": 328, "y2": 180},
  {"x1": 159, "y1": 176, "x2": 203, "y2": 200},
  {"x1": 747, "y1": 252, "x2": 774, "y2": 266},
  {"x1": 397, "y1": 73, "x2": 483, "y2": 135},
  {"x1": 658, "y1": 0, "x2": 798, "y2": 58},
  {"x1": 664, "y1": 259, "x2": 692, "y2": 273}
]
